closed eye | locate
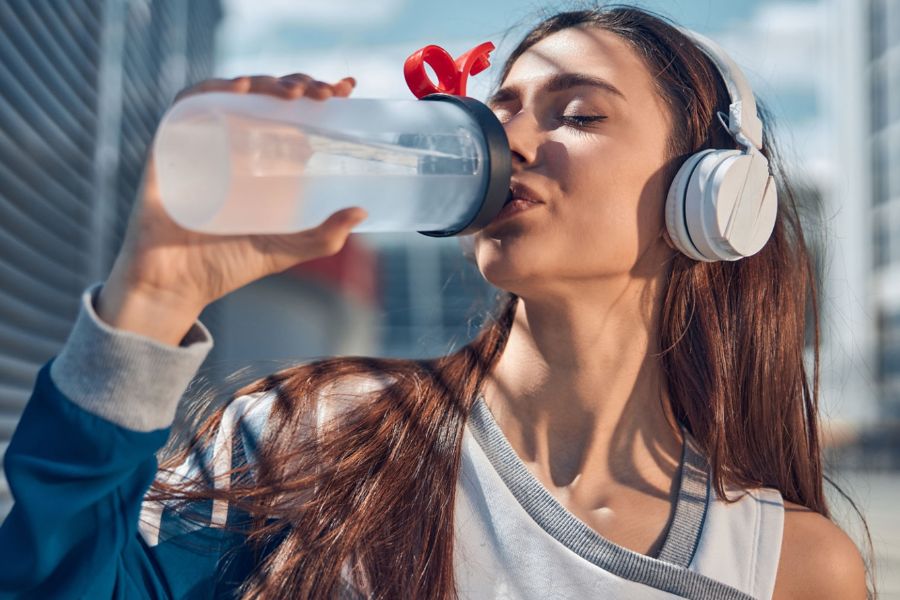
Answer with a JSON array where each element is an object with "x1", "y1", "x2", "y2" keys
[{"x1": 558, "y1": 115, "x2": 607, "y2": 127}]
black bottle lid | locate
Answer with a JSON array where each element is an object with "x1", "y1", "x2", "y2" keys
[{"x1": 416, "y1": 93, "x2": 511, "y2": 237}]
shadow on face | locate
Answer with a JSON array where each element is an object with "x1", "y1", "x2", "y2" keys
[{"x1": 473, "y1": 25, "x2": 681, "y2": 303}]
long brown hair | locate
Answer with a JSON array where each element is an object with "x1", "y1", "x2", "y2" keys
[{"x1": 149, "y1": 4, "x2": 874, "y2": 598}]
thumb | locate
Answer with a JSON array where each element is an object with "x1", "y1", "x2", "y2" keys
[
  {"x1": 301, "y1": 206, "x2": 369, "y2": 255},
  {"x1": 319, "y1": 206, "x2": 368, "y2": 232},
  {"x1": 263, "y1": 207, "x2": 368, "y2": 272}
]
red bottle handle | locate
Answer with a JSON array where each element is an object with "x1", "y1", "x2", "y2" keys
[{"x1": 403, "y1": 41, "x2": 495, "y2": 98}]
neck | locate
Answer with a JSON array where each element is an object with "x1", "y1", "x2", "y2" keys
[{"x1": 481, "y1": 273, "x2": 683, "y2": 495}]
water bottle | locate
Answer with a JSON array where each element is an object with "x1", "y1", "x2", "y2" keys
[{"x1": 152, "y1": 91, "x2": 511, "y2": 237}]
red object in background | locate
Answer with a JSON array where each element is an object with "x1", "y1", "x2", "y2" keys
[
  {"x1": 285, "y1": 236, "x2": 379, "y2": 308},
  {"x1": 403, "y1": 41, "x2": 495, "y2": 98}
]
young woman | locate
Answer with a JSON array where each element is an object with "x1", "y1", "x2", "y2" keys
[{"x1": 0, "y1": 5, "x2": 871, "y2": 600}]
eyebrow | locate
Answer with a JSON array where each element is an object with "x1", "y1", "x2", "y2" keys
[{"x1": 487, "y1": 72, "x2": 626, "y2": 106}]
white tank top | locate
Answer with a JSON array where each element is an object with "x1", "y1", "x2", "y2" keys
[
  {"x1": 141, "y1": 384, "x2": 785, "y2": 599},
  {"x1": 455, "y1": 394, "x2": 785, "y2": 600}
]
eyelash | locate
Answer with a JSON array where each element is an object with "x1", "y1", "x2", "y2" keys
[
  {"x1": 558, "y1": 115, "x2": 607, "y2": 128},
  {"x1": 490, "y1": 110, "x2": 607, "y2": 131}
]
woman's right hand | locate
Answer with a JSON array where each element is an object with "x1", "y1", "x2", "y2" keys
[{"x1": 97, "y1": 74, "x2": 367, "y2": 346}]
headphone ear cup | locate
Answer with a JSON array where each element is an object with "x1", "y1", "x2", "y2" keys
[
  {"x1": 715, "y1": 153, "x2": 777, "y2": 258},
  {"x1": 684, "y1": 150, "x2": 743, "y2": 261},
  {"x1": 665, "y1": 150, "x2": 715, "y2": 261},
  {"x1": 685, "y1": 150, "x2": 777, "y2": 261}
]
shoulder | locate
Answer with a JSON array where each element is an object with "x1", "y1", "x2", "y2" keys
[{"x1": 772, "y1": 499, "x2": 867, "y2": 600}]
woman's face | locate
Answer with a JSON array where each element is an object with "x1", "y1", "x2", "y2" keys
[{"x1": 474, "y1": 26, "x2": 676, "y2": 298}]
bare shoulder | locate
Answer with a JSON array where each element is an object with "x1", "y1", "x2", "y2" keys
[{"x1": 772, "y1": 499, "x2": 867, "y2": 600}]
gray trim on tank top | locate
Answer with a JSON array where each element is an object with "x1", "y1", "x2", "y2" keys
[{"x1": 467, "y1": 394, "x2": 754, "y2": 600}]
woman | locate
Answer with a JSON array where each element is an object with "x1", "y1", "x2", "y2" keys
[{"x1": 0, "y1": 5, "x2": 871, "y2": 600}]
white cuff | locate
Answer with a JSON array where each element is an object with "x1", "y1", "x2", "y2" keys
[{"x1": 49, "y1": 282, "x2": 214, "y2": 431}]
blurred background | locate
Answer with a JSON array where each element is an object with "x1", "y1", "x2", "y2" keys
[{"x1": 0, "y1": 0, "x2": 896, "y2": 596}]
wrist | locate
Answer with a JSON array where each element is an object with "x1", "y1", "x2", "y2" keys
[{"x1": 97, "y1": 277, "x2": 206, "y2": 347}]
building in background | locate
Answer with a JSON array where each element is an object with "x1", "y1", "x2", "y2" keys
[
  {"x1": 368, "y1": 234, "x2": 497, "y2": 359},
  {"x1": 0, "y1": 0, "x2": 225, "y2": 516},
  {"x1": 869, "y1": 0, "x2": 900, "y2": 422},
  {"x1": 0, "y1": 0, "x2": 403, "y2": 520}
]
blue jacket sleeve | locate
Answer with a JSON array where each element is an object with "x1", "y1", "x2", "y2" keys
[
  {"x1": 0, "y1": 284, "x2": 263, "y2": 599},
  {"x1": 0, "y1": 361, "x2": 271, "y2": 599},
  {"x1": 3, "y1": 361, "x2": 182, "y2": 598}
]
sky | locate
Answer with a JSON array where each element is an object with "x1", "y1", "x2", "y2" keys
[
  {"x1": 214, "y1": 0, "x2": 813, "y2": 55},
  {"x1": 213, "y1": 0, "x2": 830, "y2": 173},
  {"x1": 214, "y1": 0, "x2": 819, "y2": 99}
]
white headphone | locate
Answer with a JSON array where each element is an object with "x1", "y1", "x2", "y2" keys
[{"x1": 664, "y1": 30, "x2": 778, "y2": 262}]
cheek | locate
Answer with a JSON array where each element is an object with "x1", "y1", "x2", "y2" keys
[
  {"x1": 472, "y1": 135, "x2": 673, "y2": 286},
  {"x1": 559, "y1": 144, "x2": 669, "y2": 262}
]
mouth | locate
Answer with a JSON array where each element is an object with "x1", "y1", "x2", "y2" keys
[
  {"x1": 490, "y1": 181, "x2": 545, "y2": 226},
  {"x1": 504, "y1": 182, "x2": 544, "y2": 206}
]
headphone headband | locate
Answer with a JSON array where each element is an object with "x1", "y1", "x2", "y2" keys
[{"x1": 680, "y1": 29, "x2": 764, "y2": 151}]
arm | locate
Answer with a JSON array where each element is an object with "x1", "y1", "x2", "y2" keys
[
  {"x1": 0, "y1": 283, "x2": 222, "y2": 598},
  {"x1": 0, "y1": 72, "x2": 366, "y2": 600}
]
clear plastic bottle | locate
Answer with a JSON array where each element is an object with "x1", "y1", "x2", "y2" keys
[{"x1": 152, "y1": 92, "x2": 510, "y2": 237}]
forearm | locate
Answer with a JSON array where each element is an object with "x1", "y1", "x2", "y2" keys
[{"x1": 0, "y1": 282, "x2": 214, "y2": 596}]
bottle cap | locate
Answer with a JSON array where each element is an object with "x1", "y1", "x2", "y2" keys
[{"x1": 403, "y1": 41, "x2": 495, "y2": 98}]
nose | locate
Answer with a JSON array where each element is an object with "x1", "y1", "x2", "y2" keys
[{"x1": 500, "y1": 110, "x2": 538, "y2": 168}]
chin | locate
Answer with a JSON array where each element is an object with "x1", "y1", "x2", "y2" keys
[{"x1": 474, "y1": 241, "x2": 545, "y2": 295}]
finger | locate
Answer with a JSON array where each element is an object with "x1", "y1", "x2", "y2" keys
[
  {"x1": 331, "y1": 77, "x2": 356, "y2": 98},
  {"x1": 278, "y1": 73, "x2": 312, "y2": 95},
  {"x1": 246, "y1": 75, "x2": 294, "y2": 99},
  {"x1": 310, "y1": 207, "x2": 368, "y2": 239},
  {"x1": 174, "y1": 74, "x2": 353, "y2": 104},
  {"x1": 174, "y1": 75, "x2": 259, "y2": 103},
  {"x1": 279, "y1": 73, "x2": 313, "y2": 86},
  {"x1": 276, "y1": 75, "x2": 333, "y2": 100},
  {"x1": 174, "y1": 77, "x2": 238, "y2": 102},
  {"x1": 261, "y1": 207, "x2": 368, "y2": 268},
  {"x1": 304, "y1": 80, "x2": 335, "y2": 101},
  {"x1": 299, "y1": 207, "x2": 368, "y2": 253},
  {"x1": 227, "y1": 76, "x2": 253, "y2": 93}
]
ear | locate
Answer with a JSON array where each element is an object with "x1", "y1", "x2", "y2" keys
[{"x1": 660, "y1": 226, "x2": 678, "y2": 252}]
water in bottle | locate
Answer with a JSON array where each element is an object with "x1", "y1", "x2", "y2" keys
[{"x1": 153, "y1": 92, "x2": 511, "y2": 237}]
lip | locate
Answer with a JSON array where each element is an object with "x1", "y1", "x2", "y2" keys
[
  {"x1": 486, "y1": 180, "x2": 545, "y2": 227},
  {"x1": 507, "y1": 181, "x2": 545, "y2": 206}
]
